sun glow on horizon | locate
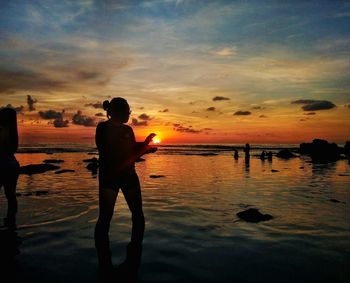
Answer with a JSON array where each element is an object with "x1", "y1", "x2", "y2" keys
[{"x1": 153, "y1": 137, "x2": 161, "y2": 144}]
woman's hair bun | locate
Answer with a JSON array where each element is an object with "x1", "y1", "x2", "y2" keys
[{"x1": 102, "y1": 100, "x2": 110, "y2": 111}]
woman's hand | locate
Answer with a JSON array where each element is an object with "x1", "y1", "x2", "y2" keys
[{"x1": 144, "y1": 133, "x2": 156, "y2": 145}]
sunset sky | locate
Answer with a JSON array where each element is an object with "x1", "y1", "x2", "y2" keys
[{"x1": 1, "y1": 0, "x2": 350, "y2": 144}]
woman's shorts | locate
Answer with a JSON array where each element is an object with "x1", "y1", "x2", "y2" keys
[{"x1": 98, "y1": 169, "x2": 140, "y2": 191}]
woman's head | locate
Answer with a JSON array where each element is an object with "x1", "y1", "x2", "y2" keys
[{"x1": 103, "y1": 97, "x2": 130, "y2": 123}]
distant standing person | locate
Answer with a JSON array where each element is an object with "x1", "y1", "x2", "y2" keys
[
  {"x1": 260, "y1": 150, "x2": 266, "y2": 160},
  {"x1": 234, "y1": 150, "x2": 239, "y2": 160},
  {"x1": 94, "y1": 97, "x2": 156, "y2": 277},
  {"x1": 244, "y1": 143, "x2": 250, "y2": 158},
  {"x1": 0, "y1": 108, "x2": 20, "y2": 230}
]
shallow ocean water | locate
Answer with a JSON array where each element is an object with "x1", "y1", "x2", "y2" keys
[{"x1": 1, "y1": 148, "x2": 350, "y2": 283}]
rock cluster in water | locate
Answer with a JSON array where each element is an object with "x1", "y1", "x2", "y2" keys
[
  {"x1": 300, "y1": 139, "x2": 343, "y2": 163},
  {"x1": 236, "y1": 208, "x2": 273, "y2": 223}
]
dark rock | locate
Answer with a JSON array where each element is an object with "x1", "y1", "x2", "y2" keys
[
  {"x1": 299, "y1": 139, "x2": 341, "y2": 163},
  {"x1": 300, "y1": 142, "x2": 313, "y2": 154},
  {"x1": 83, "y1": 157, "x2": 98, "y2": 163},
  {"x1": 54, "y1": 169, "x2": 75, "y2": 174},
  {"x1": 43, "y1": 159, "x2": 64, "y2": 164},
  {"x1": 276, "y1": 149, "x2": 297, "y2": 159},
  {"x1": 299, "y1": 166, "x2": 304, "y2": 169},
  {"x1": 19, "y1": 164, "x2": 60, "y2": 175},
  {"x1": 86, "y1": 159, "x2": 99, "y2": 176},
  {"x1": 35, "y1": 190, "x2": 48, "y2": 196},
  {"x1": 24, "y1": 192, "x2": 33, "y2": 196},
  {"x1": 136, "y1": 158, "x2": 145, "y2": 162},
  {"x1": 329, "y1": 198, "x2": 340, "y2": 203},
  {"x1": 84, "y1": 157, "x2": 99, "y2": 175},
  {"x1": 150, "y1": 175, "x2": 165, "y2": 178},
  {"x1": 271, "y1": 169, "x2": 279, "y2": 172},
  {"x1": 86, "y1": 162, "x2": 99, "y2": 170},
  {"x1": 236, "y1": 208, "x2": 273, "y2": 223}
]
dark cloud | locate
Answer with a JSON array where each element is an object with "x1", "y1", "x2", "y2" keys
[
  {"x1": 139, "y1": 107, "x2": 144, "y2": 110},
  {"x1": 252, "y1": 106, "x2": 262, "y2": 110},
  {"x1": 85, "y1": 102, "x2": 103, "y2": 109},
  {"x1": 173, "y1": 124, "x2": 202, "y2": 134},
  {"x1": 291, "y1": 99, "x2": 318, "y2": 104},
  {"x1": 304, "y1": 112, "x2": 316, "y2": 115},
  {"x1": 53, "y1": 117, "x2": 69, "y2": 128},
  {"x1": 159, "y1": 109, "x2": 169, "y2": 113},
  {"x1": 76, "y1": 71, "x2": 102, "y2": 80},
  {"x1": 72, "y1": 111, "x2": 96, "y2": 127},
  {"x1": 132, "y1": 118, "x2": 147, "y2": 126},
  {"x1": 259, "y1": 115, "x2": 268, "y2": 118},
  {"x1": 27, "y1": 95, "x2": 37, "y2": 111},
  {"x1": 213, "y1": 96, "x2": 230, "y2": 101},
  {"x1": 234, "y1": 111, "x2": 251, "y2": 115},
  {"x1": 302, "y1": 101, "x2": 336, "y2": 111},
  {"x1": 291, "y1": 99, "x2": 336, "y2": 111},
  {"x1": 206, "y1": 107, "x2": 216, "y2": 111},
  {"x1": 0, "y1": 104, "x2": 24, "y2": 113},
  {"x1": 138, "y1": 113, "x2": 151, "y2": 120},
  {"x1": 95, "y1": 112, "x2": 104, "y2": 117},
  {"x1": 38, "y1": 110, "x2": 63, "y2": 119},
  {"x1": 0, "y1": 44, "x2": 127, "y2": 93},
  {"x1": 0, "y1": 69, "x2": 65, "y2": 93}
]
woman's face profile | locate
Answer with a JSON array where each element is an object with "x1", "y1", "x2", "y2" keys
[{"x1": 120, "y1": 108, "x2": 130, "y2": 123}]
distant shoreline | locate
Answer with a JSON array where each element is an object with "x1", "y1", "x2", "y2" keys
[{"x1": 17, "y1": 144, "x2": 301, "y2": 154}]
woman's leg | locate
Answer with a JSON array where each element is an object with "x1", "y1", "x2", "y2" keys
[
  {"x1": 121, "y1": 173, "x2": 145, "y2": 245},
  {"x1": 120, "y1": 173, "x2": 144, "y2": 273},
  {"x1": 3, "y1": 170, "x2": 19, "y2": 229},
  {"x1": 94, "y1": 187, "x2": 118, "y2": 268}
]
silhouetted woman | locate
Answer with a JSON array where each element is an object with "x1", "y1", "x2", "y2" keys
[
  {"x1": 0, "y1": 108, "x2": 20, "y2": 230},
  {"x1": 94, "y1": 97, "x2": 156, "y2": 275}
]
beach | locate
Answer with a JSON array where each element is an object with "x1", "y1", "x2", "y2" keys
[{"x1": 1, "y1": 145, "x2": 349, "y2": 283}]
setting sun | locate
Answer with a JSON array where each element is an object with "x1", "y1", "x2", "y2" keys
[{"x1": 153, "y1": 137, "x2": 161, "y2": 144}]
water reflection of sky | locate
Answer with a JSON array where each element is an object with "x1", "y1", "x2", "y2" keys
[{"x1": 0, "y1": 152, "x2": 349, "y2": 282}]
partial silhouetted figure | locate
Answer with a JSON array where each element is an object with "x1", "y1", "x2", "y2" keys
[
  {"x1": 260, "y1": 150, "x2": 266, "y2": 160},
  {"x1": 234, "y1": 150, "x2": 239, "y2": 160},
  {"x1": 0, "y1": 108, "x2": 20, "y2": 230},
  {"x1": 94, "y1": 97, "x2": 156, "y2": 280},
  {"x1": 267, "y1": 151, "x2": 273, "y2": 161}
]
